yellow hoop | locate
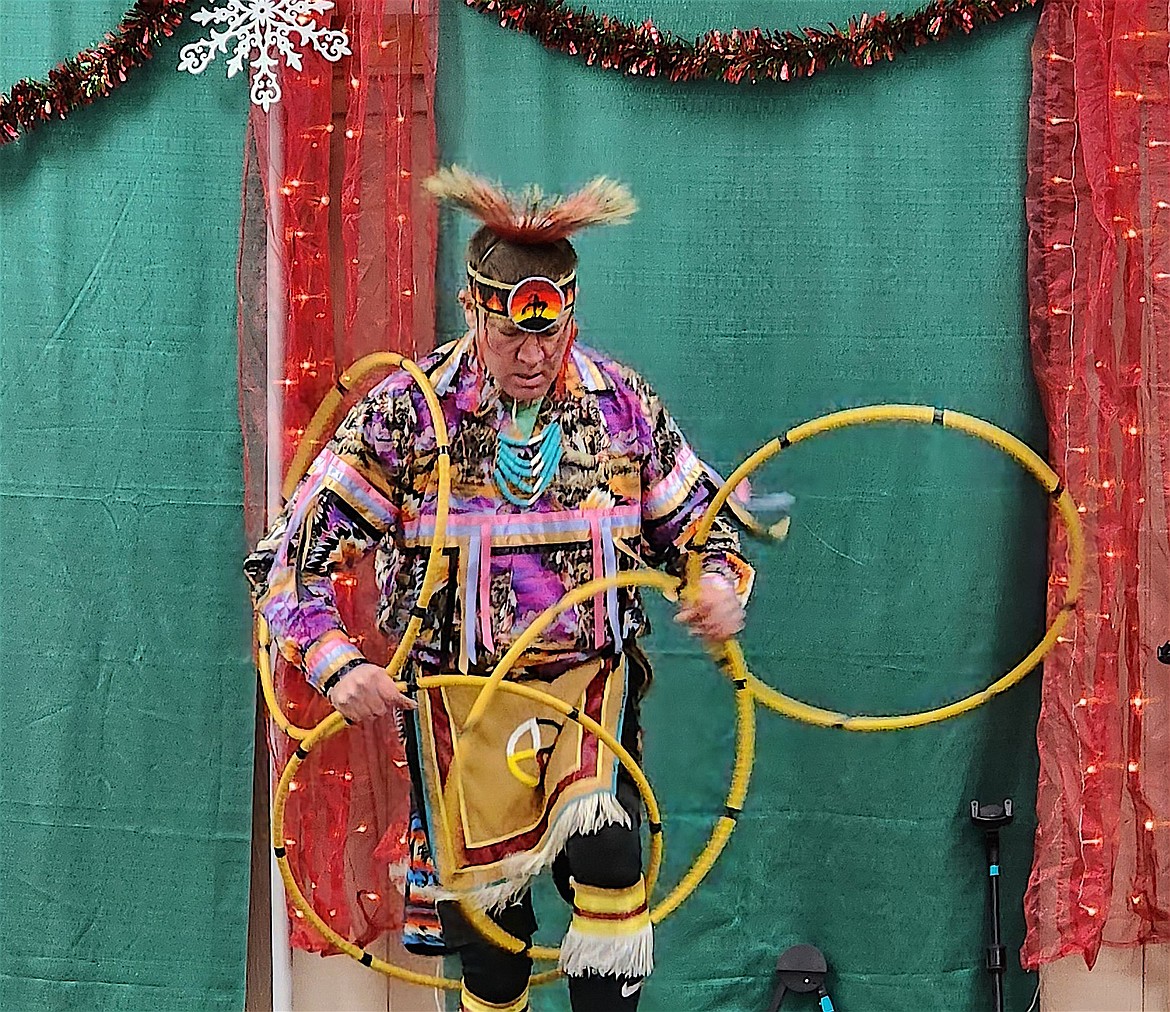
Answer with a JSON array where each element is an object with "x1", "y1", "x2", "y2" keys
[
  {"x1": 455, "y1": 570, "x2": 758, "y2": 946},
  {"x1": 690, "y1": 405, "x2": 1085, "y2": 731},
  {"x1": 272, "y1": 676, "x2": 664, "y2": 984},
  {"x1": 267, "y1": 595, "x2": 757, "y2": 973},
  {"x1": 259, "y1": 353, "x2": 452, "y2": 739}
]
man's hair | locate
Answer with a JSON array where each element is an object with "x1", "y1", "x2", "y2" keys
[{"x1": 467, "y1": 226, "x2": 578, "y2": 284}]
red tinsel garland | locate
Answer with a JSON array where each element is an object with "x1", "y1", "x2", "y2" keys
[
  {"x1": 0, "y1": 0, "x2": 190, "y2": 146},
  {"x1": 466, "y1": 0, "x2": 1041, "y2": 84}
]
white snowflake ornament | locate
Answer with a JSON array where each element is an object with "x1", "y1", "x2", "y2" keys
[{"x1": 178, "y1": 0, "x2": 351, "y2": 111}]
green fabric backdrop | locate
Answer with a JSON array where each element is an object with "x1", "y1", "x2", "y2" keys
[
  {"x1": 437, "y1": 3, "x2": 1045, "y2": 1010},
  {"x1": 0, "y1": 6, "x2": 253, "y2": 1010}
]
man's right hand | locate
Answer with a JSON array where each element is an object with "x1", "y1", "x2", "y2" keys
[{"x1": 327, "y1": 662, "x2": 418, "y2": 722}]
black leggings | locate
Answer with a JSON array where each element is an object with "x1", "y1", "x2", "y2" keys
[{"x1": 438, "y1": 778, "x2": 646, "y2": 1011}]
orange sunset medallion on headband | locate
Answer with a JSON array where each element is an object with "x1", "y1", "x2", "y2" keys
[{"x1": 507, "y1": 276, "x2": 566, "y2": 332}]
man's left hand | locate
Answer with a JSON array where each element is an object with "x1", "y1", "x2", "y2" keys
[{"x1": 675, "y1": 573, "x2": 745, "y2": 644}]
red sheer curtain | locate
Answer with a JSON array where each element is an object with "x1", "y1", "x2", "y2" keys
[
  {"x1": 239, "y1": 0, "x2": 438, "y2": 951},
  {"x1": 1024, "y1": 0, "x2": 1170, "y2": 969}
]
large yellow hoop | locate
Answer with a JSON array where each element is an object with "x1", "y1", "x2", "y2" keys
[
  {"x1": 454, "y1": 570, "x2": 757, "y2": 949},
  {"x1": 259, "y1": 353, "x2": 452, "y2": 739},
  {"x1": 271, "y1": 676, "x2": 663, "y2": 986},
  {"x1": 690, "y1": 404, "x2": 1085, "y2": 731}
]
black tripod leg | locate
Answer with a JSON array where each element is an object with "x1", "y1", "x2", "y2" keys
[
  {"x1": 766, "y1": 981, "x2": 789, "y2": 1012},
  {"x1": 986, "y1": 830, "x2": 1006, "y2": 1012}
]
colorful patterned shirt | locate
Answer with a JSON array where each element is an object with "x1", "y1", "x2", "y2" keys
[{"x1": 245, "y1": 335, "x2": 754, "y2": 693}]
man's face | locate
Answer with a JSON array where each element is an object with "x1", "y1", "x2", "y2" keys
[{"x1": 464, "y1": 293, "x2": 574, "y2": 402}]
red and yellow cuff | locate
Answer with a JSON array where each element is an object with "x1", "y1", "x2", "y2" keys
[{"x1": 569, "y1": 878, "x2": 651, "y2": 938}]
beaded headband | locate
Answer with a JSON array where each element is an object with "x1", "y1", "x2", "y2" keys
[{"x1": 465, "y1": 264, "x2": 577, "y2": 333}]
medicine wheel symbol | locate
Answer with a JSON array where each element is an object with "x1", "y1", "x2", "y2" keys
[{"x1": 505, "y1": 717, "x2": 564, "y2": 788}]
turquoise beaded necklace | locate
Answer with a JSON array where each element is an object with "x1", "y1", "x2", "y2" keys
[{"x1": 494, "y1": 398, "x2": 563, "y2": 507}]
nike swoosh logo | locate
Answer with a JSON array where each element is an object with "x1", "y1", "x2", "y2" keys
[{"x1": 621, "y1": 980, "x2": 643, "y2": 998}]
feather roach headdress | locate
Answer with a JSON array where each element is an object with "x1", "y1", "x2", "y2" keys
[
  {"x1": 424, "y1": 165, "x2": 637, "y2": 246},
  {"x1": 425, "y1": 166, "x2": 637, "y2": 333}
]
